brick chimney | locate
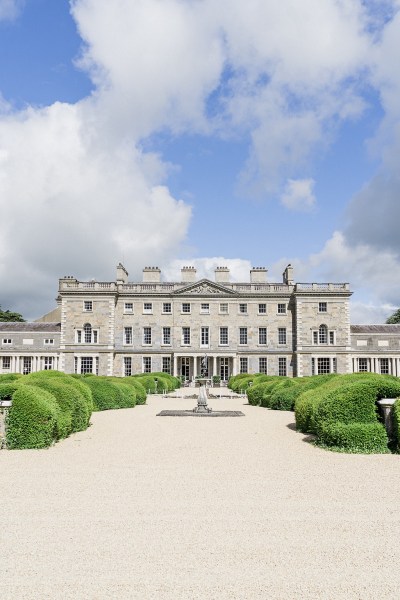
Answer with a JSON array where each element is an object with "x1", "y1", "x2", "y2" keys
[
  {"x1": 215, "y1": 267, "x2": 230, "y2": 283},
  {"x1": 181, "y1": 266, "x2": 197, "y2": 283},
  {"x1": 142, "y1": 267, "x2": 161, "y2": 283},
  {"x1": 250, "y1": 267, "x2": 267, "y2": 283}
]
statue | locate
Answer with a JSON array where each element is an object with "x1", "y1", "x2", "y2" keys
[{"x1": 200, "y1": 354, "x2": 208, "y2": 377}]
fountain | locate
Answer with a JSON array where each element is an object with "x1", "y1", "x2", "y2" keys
[{"x1": 157, "y1": 384, "x2": 244, "y2": 417}]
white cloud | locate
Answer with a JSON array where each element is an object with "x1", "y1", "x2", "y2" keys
[
  {"x1": 0, "y1": 101, "x2": 191, "y2": 318},
  {"x1": 0, "y1": 0, "x2": 23, "y2": 21},
  {"x1": 281, "y1": 178, "x2": 316, "y2": 212}
]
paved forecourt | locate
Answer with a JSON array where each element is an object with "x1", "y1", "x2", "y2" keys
[{"x1": 1, "y1": 388, "x2": 400, "y2": 599}]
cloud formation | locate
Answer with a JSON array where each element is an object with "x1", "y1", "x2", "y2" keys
[
  {"x1": 0, "y1": 0, "x2": 23, "y2": 21},
  {"x1": 1, "y1": 0, "x2": 400, "y2": 320}
]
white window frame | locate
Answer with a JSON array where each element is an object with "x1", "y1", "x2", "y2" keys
[
  {"x1": 219, "y1": 303, "x2": 229, "y2": 314},
  {"x1": 2, "y1": 356, "x2": 11, "y2": 370},
  {"x1": 44, "y1": 338, "x2": 54, "y2": 346},
  {"x1": 219, "y1": 327, "x2": 228, "y2": 345},
  {"x1": 124, "y1": 302, "x2": 134, "y2": 314},
  {"x1": 76, "y1": 324, "x2": 98, "y2": 344},
  {"x1": 2, "y1": 339, "x2": 12, "y2": 345},
  {"x1": 278, "y1": 357, "x2": 287, "y2": 376},
  {"x1": 259, "y1": 357, "x2": 267, "y2": 374},
  {"x1": 259, "y1": 327, "x2": 267, "y2": 345},
  {"x1": 277, "y1": 303, "x2": 286, "y2": 314},
  {"x1": 181, "y1": 327, "x2": 191, "y2": 346},
  {"x1": 239, "y1": 303, "x2": 248, "y2": 314},
  {"x1": 181, "y1": 302, "x2": 191, "y2": 314},
  {"x1": 162, "y1": 327, "x2": 171, "y2": 345},
  {"x1": 278, "y1": 327, "x2": 287, "y2": 345},
  {"x1": 239, "y1": 327, "x2": 248, "y2": 345},
  {"x1": 124, "y1": 327, "x2": 133, "y2": 345},
  {"x1": 43, "y1": 356, "x2": 53, "y2": 370},
  {"x1": 258, "y1": 303, "x2": 267, "y2": 315},
  {"x1": 162, "y1": 302, "x2": 172, "y2": 314},
  {"x1": 83, "y1": 300, "x2": 93, "y2": 312},
  {"x1": 162, "y1": 356, "x2": 171, "y2": 374},
  {"x1": 239, "y1": 357, "x2": 248, "y2": 374},
  {"x1": 143, "y1": 327, "x2": 152, "y2": 345},
  {"x1": 124, "y1": 357, "x2": 132, "y2": 377},
  {"x1": 200, "y1": 303, "x2": 210, "y2": 314},
  {"x1": 143, "y1": 356, "x2": 152, "y2": 373},
  {"x1": 143, "y1": 302, "x2": 153, "y2": 314},
  {"x1": 319, "y1": 302, "x2": 327, "y2": 313},
  {"x1": 201, "y1": 327, "x2": 209, "y2": 347}
]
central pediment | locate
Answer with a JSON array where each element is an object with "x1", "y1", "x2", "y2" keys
[{"x1": 173, "y1": 279, "x2": 237, "y2": 296}]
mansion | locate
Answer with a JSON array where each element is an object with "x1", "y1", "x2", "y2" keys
[{"x1": 1, "y1": 263, "x2": 400, "y2": 380}]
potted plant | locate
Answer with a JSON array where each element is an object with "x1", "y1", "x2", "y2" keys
[{"x1": 212, "y1": 375, "x2": 221, "y2": 387}]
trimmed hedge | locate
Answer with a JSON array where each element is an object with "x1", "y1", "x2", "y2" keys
[
  {"x1": 6, "y1": 385, "x2": 60, "y2": 449},
  {"x1": 317, "y1": 422, "x2": 389, "y2": 454},
  {"x1": 0, "y1": 373, "x2": 22, "y2": 383},
  {"x1": 394, "y1": 399, "x2": 400, "y2": 452},
  {"x1": 81, "y1": 376, "x2": 135, "y2": 411},
  {"x1": 22, "y1": 372, "x2": 93, "y2": 437}
]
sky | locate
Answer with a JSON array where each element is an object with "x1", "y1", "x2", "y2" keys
[{"x1": 1, "y1": 0, "x2": 400, "y2": 322}]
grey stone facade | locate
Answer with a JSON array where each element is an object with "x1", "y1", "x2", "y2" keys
[{"x1": 1, "y1": 263, "x2": 399, "y2": 379}]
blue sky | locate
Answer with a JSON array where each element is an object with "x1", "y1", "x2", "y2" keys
[{"x1": 0, "y1": 0, "x2": 400, "y2": 321}]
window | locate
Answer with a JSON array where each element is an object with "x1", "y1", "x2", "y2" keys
[
  {"x1": 277, "y1": 303, "x2": 286, "y2": 314},
  {"x1": 182, "y1": 302, "x2": 191, "y2": 313},
  {"x1": 259, "y1": 327, "x2": 267, "y2": 345},
  {"x1": 81, "y1": 357, "x2": 94, "y2": 374},
  {"x1": 124, "y1": 302, "x2": 133, "y2": 313},
  {"x1": 239, "y1": 303, "x2": 247, "y2": 314},
  {"x1": 143, "y1": 303, "x2": 153, "y2": 314},
  {"x1": 182, "y1": 327, "x2": 191, "y2": 345},
  {"x1": 380, "y1": 358, "x2": 389, "y2": 375},
  {"x1": 44, "y1": 339, "x2": 54, "y2": 345},
  {"x1": 163, "y1": 302, "x2": 172, "y2": 314},
  {"x1": 22, "y1": 357, "x2": 32, "y2": 375},
  {"x1": 239, "y1": 327, "x2": 248, "y2": 345},
  {"x1": 124, "y1": 327, "x2": 133, "y2": 345},
  {"x1": 143, "y1": 357, "x2": 152, "y2": 373},
  {"x1": 200, "y1": 303, "x2": 210, "y2": 314},
  {"x1": 85, "y1": 323, "x2": 98, "y2": 344},
  {"x1": 358, "y1": 358, "x2": 368, "y2": 372},
  {"x1": 162, "y1": 327, "x2": 171, "y2": 345},
  {"x1": 317, "y1": 357, "x2": 330, "y2": 374},
  {"x1": 124, "y1": 357, "x2": 132, "y2": 377},
  {"x1": 201, "y1": 327, "x2": 209, "y2": 347},
  {"x1": 162, "y1": 356, "x2": 171, "y2": 374},
  {"x1": 278, "y1": 357, "x2": 287, "y2": 377},
  {"x1": 240, "y1": 357, "x2": 248, "y2": 374},
  {"x1": 143, "y1": 327, "x2": 152, "y2": 345},
  {"x1": 219, "y1": 303, "x2": 229, "y2": 314},
  {"x1": 2, "y1": 356, "x2": 11, "y2": 370},
  {"x1": 2, "y1": 339, "x2": 12, "y2": 345},
  {"x1": 44, "y1": 356, "x2": 53, "y2": 370},
  {"x1": 259, "y1": 357, "x2": 267, "y2": 374},
  {"x1": 84, "y1": 300, "x2": 92, "y2": 312},
  {"x1": 329, "y1": 331, "x2": 335, "y2": 345},
  {"x1": 319, "y1": 302, "x2": 327, "y2": 313},
  {"x1": 319, "y1": 324, "x2": 328, "y2": 344},
  {"x1": 258, "y1": 303, "x2": 267, "y2": 314},
  {"x1": 220, "y1": 327, "x2": 228, "y2": 345},
  {"x1": 76, "y1": 324, "x2": 98, "y2": 344},
  {"x1": 278, "y1": 327, "x2": 287, "y2": 345}
]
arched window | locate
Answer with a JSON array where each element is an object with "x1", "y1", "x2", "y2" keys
[
  {"x1": 84, "y1": 323, "x2": 92, "y2": 344},
  {"x1": 319, "y1": 324, "x2": 328, "y2": 344}
]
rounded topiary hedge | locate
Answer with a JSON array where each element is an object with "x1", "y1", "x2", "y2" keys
[
  {"x1": 6, "y1": 384, "x2": 60, "y2": 449},
  {"x1": 81, "y1": 376, "x2": 132, "y2": 411},
  {"x1": 22, "y1": 372, "x2": 93, "y2": 437},
  {"x1": 0, "y1": 373, "x2": 22, "y2": 384}
]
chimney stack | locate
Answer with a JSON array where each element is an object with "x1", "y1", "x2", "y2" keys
[
  {"x1": 283, "y1": 264, "x2": 294, "y2": 285},
  {"x1": 181, "y1": 266, "x2": 197, "y2": 283},
  {"x1": 215, "y1": 266, "x2": 230, "y2": 283},
  {"x1": 116, "y1": 263, "x2": 128, "y2": 284},
  {"x1": 142, "y1": 267, "x2": 161, "y2": 283},
  {"x1": 250, "y1": 267, "x2": 267, "y2": 283}
]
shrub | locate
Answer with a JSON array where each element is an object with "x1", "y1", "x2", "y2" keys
[
  {"x1": 394, "y1": 399, "x2": 400, "y2": 452},
  {"x1": 246, "y1": 378, "x2": 281, "y2": 406},
  {"x1": 6, "y1": 385, "x2": 60, "y2": 449},
  {"x1": 0, "y1": 373, "x2": 22, "y2": 383},
  {"x1": 23, "y1": 372, "x2": 93, "y2": 436},
  {"x1": 122, "y1": 378, "x2": 147, "y2": 404},
  {"x1": 111, "y1": 382, "x2": 136, "y2": 408},
  {"x1": 0, "y1": 382, "x2": 21, "y2": 401},
  {"x1": 81, "y1": 377, "x2": 128, "y2": 411},
  {"x1": 133, "y1": 374, "x2": 169, "y2": 394},
  {"x1": 317, "y1": 422, "x2": 389, "y2": 454}
]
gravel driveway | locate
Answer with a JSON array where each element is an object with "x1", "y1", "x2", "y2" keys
[{"x1": 1, "y1": 390, "x2": 399, "y2": 599}]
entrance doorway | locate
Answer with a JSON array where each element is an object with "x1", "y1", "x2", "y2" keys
[
  {"x1": 181, "y1": 357, "x2": 190, "y2": 381},
  {"x1": 220, "y1": 357, "x2": 229, "y2": 381}
]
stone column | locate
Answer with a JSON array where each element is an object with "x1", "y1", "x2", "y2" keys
[
  {"x1": 213, "y1": 356, "x2": 216, "y2": 377},
  {"x1": 193, "y1": 356, "x2": 197, "y2": 378},
  {"x1": 173, "y1": 354, "x2": 178, "y2": 377}
]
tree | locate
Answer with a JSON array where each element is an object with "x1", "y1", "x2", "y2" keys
[
  {"x1": 386, "y1": 308, "x2": 400, "y2": 324},
  {"x1": 0, "y1": 305, "x2": 25, "y2": 322}
]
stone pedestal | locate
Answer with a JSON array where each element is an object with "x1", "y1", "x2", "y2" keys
[{"x1": 377, "y1": 398, "x2": 396, "y2": 442}]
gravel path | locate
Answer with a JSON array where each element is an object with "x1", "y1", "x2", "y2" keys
[{"x1": 1, "y1": 389, "x2": 400, "y2": 599}]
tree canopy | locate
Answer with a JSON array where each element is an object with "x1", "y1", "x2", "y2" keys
[
  {"x1": 0, "y1": 306, "x2": 25, "y2": 322},
  {"x1": 386, "y1": 308, "x2": 400, "y2": 324}
]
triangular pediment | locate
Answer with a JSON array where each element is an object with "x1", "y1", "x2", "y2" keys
[{"x1": 173, "y1": 279, "x2": 237, "y2": 296}]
